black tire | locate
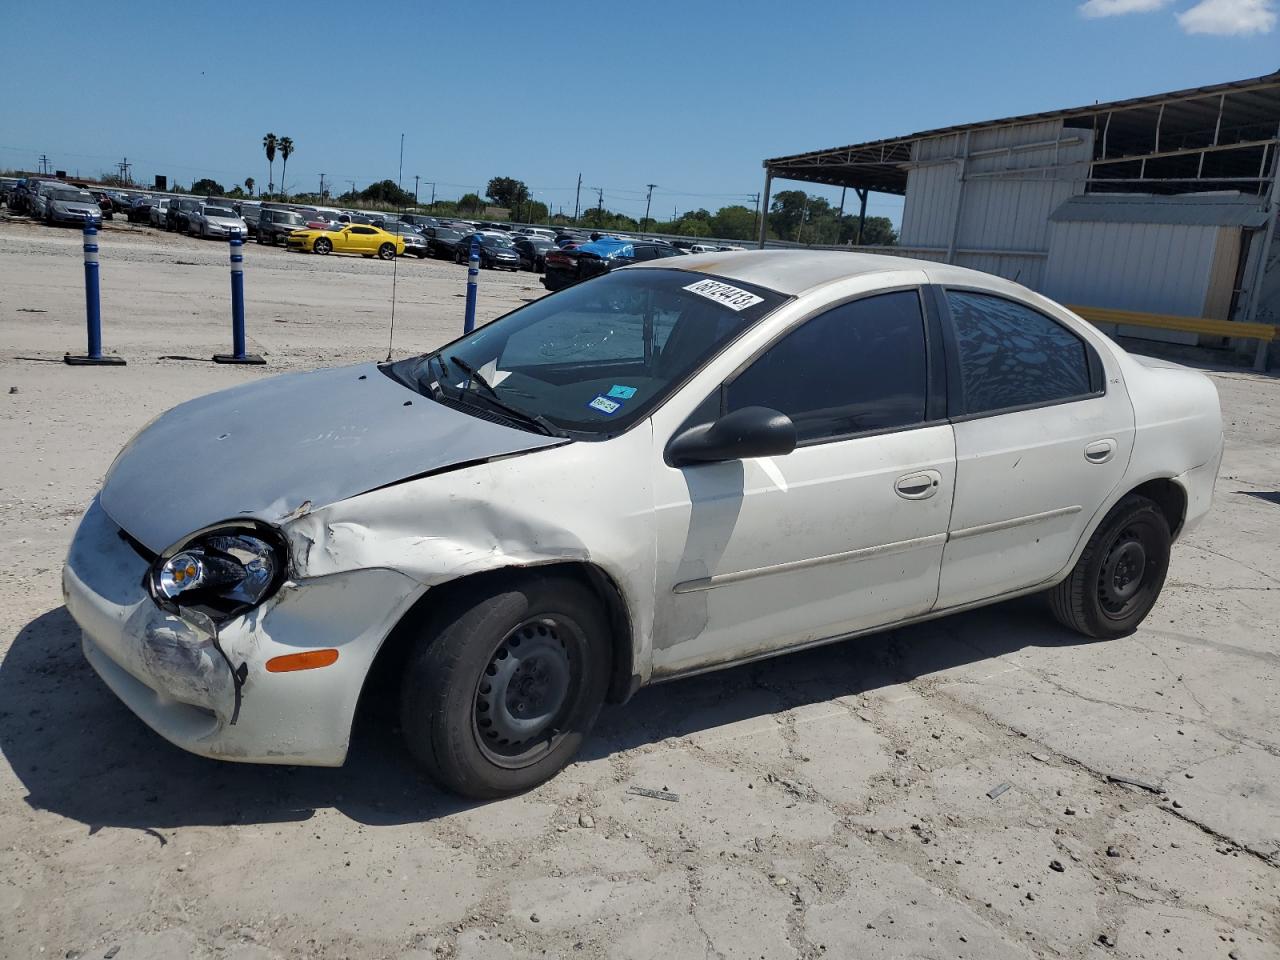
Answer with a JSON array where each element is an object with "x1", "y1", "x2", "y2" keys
[
  {"x1": 314, "y1": 237, "x2": 332, "y2": 255},
  {"x1": 400, "y1": 573, "x2": 612, "y2": 799},
  {"x1": 378, "y1": 242, "x2": 396, "y2": 260},
  {"x1": 1048, "y1": 494, "x2": 1171, "y2": 639}
]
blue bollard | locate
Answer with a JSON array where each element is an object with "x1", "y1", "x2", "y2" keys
[
  {"x1": 65, "y1": 217, "x2": 125, "y2": 365},
  {"x1": 214, "y1": 229, "x2": 264, "y2": 364},
  {"x1": 463, "y1": 235, "x2": 480, "y2": 334}
]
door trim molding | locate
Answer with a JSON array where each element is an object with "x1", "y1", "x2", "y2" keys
[
  {"x1": 672, "y1": 532, "x2": 948, "y2": 594},
  {"x1": 947, "y1": 504, "x2": 1082, "y2": 541},
  {"x1": 672, "y1": 505, "x2": 1082, "y2": 595}
]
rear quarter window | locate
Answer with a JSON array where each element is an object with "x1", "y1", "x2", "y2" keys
[{"x1": 945, "y1": 290, "x2": 1095, "y2": 416}]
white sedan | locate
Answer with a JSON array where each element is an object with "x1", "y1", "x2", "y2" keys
[{"x1": 62, "y1": 252, "x2": 1223, "y2": 798}]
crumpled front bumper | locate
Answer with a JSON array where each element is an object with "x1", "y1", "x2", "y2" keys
[{"x1": 63, "y1": 497, "x2": 423, "y2": 766}]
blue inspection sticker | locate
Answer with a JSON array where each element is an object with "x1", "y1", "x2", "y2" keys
[
  {"x1": 607, "y1": 384, "x2": 637, "y2": 400},
  {"x1": 588, "y1": 395, "x2": 622, "y2": 415}
]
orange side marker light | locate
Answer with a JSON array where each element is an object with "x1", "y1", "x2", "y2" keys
[{"x1": 265, "y1": 649, "x2": 340, "y2": 673}]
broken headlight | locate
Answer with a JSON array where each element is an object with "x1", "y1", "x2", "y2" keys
[{"x1": 150, "y1": 527, "x2": 286, "y2": 621}]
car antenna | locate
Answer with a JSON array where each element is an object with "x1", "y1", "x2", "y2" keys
[{"x1": 384, "y1": 225, "x2": 401, "y2": 362}]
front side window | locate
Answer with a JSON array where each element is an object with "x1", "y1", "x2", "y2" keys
[
  {"x1": 385, "y1": 269, "x2": 786, "y2": 437},
  {"x1": 351, "y1": 226, "x2": 376, "y2": 235},
  {"x1": 946, "y1": 291, "x2": 1093, "y2": 416},
  {"x1": 722, "y1": 290, "x2": 929, "y2": 444}
]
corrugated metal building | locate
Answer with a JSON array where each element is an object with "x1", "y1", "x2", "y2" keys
[{"x1": 760, "y1": 71, "x2": 1280, "y2": 361}]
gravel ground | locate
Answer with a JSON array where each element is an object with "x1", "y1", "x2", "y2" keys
[{"x1": 1, "y1": 214, "x2": 1277, "y2": 960}]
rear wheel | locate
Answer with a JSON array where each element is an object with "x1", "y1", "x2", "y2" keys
[
  {"x1": 314, "y1": 237, "x2": 332, "y2": 255},
  {"x1": 1048, "y1": 494, "x2": 1171, "y2": 639},
  {"x1": 378, "y1": 242, "x2": 396, "y2": 260},
  {"x1": 400, "y1": 574, "x2": 612, "y2": 799}
]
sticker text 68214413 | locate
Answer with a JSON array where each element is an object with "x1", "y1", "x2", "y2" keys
[{"x1": 683, "y1": 278, "x2": 764, "y2": 312}]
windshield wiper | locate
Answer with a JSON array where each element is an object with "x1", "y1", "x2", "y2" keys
[{"x1": 445, "y1": 354, "x2": 566, "y2": 437}]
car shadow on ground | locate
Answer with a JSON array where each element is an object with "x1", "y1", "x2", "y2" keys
[{"x1": 0, "y1": 598, "x2": 1096, "y2": 832}]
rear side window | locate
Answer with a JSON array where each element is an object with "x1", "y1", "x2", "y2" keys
[
  {"x1": 945, "y1": 291, "x2": 1093, "y2": 416},
  {"x1": 724, "y1": 290, "x2": 929, "y2": 444}
]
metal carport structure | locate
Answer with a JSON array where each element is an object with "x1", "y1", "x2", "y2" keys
[{"x1": 758, "y1": 70, "x2": 1280, "y2": 332}]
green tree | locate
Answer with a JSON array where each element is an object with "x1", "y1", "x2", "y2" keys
[
  {"x1": 262, "y1": 133, "x2": 277, "y2": 194},
  {"x1": 710, "y1": 204, "x2": 757, "y2": 240},
  {"x1": 191, "y1": 177, "x2": 226, "y2": 196},
  {"x1": 361, "y1": 179, "x2": 415, "y2": 206},
  {"x1": 767, "y1": 190, "x2": 808, "y2": 238},
  {"x1": 244, "y1": 176, "x2": 255, "y2": 197},
  {"x1": 458, "y1": 192, "x2": 483, "y2": 213},
  {"x1": 485, "y1": 176, "x2": 529, "y2": 209},
  {"x1": 277, "y1": 136, "x2": 294, "y2": 198},
  {"x1": 840, "y1": 214, "x2": 897, "y2": 246}
]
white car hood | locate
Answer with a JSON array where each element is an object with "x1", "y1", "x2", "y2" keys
[
  {"x1": 100, "y1": 362, "x2": 563, "y2": 553},
  {"x1": 206, "y1": 216, "x2": 245, "y2": 227}
]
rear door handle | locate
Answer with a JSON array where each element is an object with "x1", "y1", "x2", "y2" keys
[
  {"x1": 1084, "y1": 439, "x2": 1117, "y2": 464},
  {"x1": 895, "y1": 470, "x2": 942, "y2": 500}
]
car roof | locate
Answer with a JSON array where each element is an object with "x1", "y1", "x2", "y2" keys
[{"x1": 625, "y1": 249, "x2": 1019, "y2": 297}]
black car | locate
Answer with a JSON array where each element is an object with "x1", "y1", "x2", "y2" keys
[
  {"x1": 166, "y1": 198, "x2": 202, "y2": 232},
  {"x1": 454, "y1": 233, "x2": 522, "y2": 270},
  {"x1": 425, "y1": 225, "x2": 466, "y2": 260},
  {"x1": 256, "y1": 208, "x2": 307, "y2": 245},
  {"x1": 542, "y1": 240, "x2": 683, "y2": 291},
  {"x1": 512, "y1": 236, "x2": 555, "y2": 273},
  {"x1": 125, "y1": 197, "x2": 154, "y2": 223}
]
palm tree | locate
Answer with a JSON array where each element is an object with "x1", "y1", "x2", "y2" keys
[
  {"x1": 262, "y1": 133, "x2": 277, "y2": 195},
  {"x1": 278, "y1": 137, "x2": 294, "y2": 199},
  {"x1": 244, "y1": 176, "x2": 255, "y2": 197}
]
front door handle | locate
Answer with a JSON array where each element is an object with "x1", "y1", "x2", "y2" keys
[
  {"x1": 895, "y1": 470, "x2": 942, "y2": 500},
  {"x1": 1084, "y1": 439, "x2": 1117, "y2": 464}
]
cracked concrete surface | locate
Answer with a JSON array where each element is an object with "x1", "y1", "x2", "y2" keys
[{"x1": 1, "y1": 217, "x2": 1277, "y2": 959}]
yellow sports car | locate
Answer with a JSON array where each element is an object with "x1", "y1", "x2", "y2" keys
[{"x1": 286, "y1": 223, "x2": 406, "y2": 259}]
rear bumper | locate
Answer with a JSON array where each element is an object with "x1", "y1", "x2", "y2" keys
[{"x1": 63, "y1": 497, "x2": 422, "y2": 766}]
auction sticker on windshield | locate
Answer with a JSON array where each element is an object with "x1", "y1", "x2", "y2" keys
[
  {"x1": 683, "y1": 278, "x2": 764, "y2": 312},
  {"x1": 588, "y1": 396, "x2": 622, "y2": 415}
]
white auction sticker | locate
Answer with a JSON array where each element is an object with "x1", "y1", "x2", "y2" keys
[{"x1": 683, "y1": 278, "x2": 764, "y2": 311}]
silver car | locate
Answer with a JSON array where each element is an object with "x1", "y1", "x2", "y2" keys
[
  {"x1": 148, "y1": 198, "x2": 171, "y2": 228},
  {"x1": 44, "y1": 188, "x2": 103, "y2": 226},
  {"x1": 189, "y1": 204, "x2": 248, "y2": 239},
  {"x1": 384, "y1": 222, "x2": 429, "y2": 258}
]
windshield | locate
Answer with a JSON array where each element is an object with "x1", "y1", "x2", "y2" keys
[
  {"x1": 204, "y1": 207, "x2": 235, "y2": 218},
  {"x1": 281, "y1": 212, "x2": 304, "y2": 225},
  {"x1": 479, "y1": 235, "x2": 512, "y2": 247},
  {"x1": 385, "y1": 268, "x2": 787, "y2": 437},
  {"x1": 54, "y1": 190, "x2": 95, "y2": 202}
]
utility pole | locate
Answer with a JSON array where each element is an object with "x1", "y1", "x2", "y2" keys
[
  {"x1": 117, "y1": 157, "x2": 132, "y2": 184},
  {"x1": 750, "y1": 192, "x2": 761, "y2": 239},
  {"x1": 397, "y1": 133, "x2": 405, "y2": 192},
  {"x1": 594, "y1": 187, "x2": 603, "y2": 221},
  {"x1": 643, "y1": 184, "x2": 656, "y2": 231},
  {"x1": 37, "y1": 155, "x2": 50, "y2": 175},
  {"x1": 573, "y1": 173, "x2": 582, "y2": 223},
  {"x1": 348, "y1": 179, "x2": 357, "y2": 201},
  {"x1": 319, "y1": 173, "x2": 326, "y2": 198},
  {"x1": 413, "y1": 174, "x2": 419, "y2": 206}
]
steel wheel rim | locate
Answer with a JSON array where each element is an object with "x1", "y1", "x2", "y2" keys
[
  {"x1": 316, "y1": 239, "x2": 330, "y2": 254},
  {"x1": 472, "y1": 615, "x2": 583, "y2": 769},
  {"x1": 380, "y1": 244, "x2": 394, "y2": 260},
  {"x1": 1097, "y1": 523, "x2": 1155, "y2": 619}
]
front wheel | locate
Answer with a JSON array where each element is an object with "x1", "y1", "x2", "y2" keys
[
  {"x1": 400, "y1": 574, "x2": 612, "y2": 799},
  {"x1": 313, "y1": 237, "x2": 332, "y2": 254},
  {"x1": 1048, "y1": 494, "x2": 1171, "y2": 639},
  {"x1": 378, "y1": 243, "x2": 396, "y2": 260}
]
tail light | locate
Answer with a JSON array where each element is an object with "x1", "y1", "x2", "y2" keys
[{"x1": 545, "y1": 250, "x2": 574, "y2": 270}]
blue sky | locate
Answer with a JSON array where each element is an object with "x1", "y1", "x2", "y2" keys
[{"x1": 1, "y1": 0, "x2": 1275, "y2": 226}]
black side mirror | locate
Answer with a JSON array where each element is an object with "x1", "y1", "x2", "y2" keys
[{"x1": 667, "y1": 406, "x2": 797, "y2": 467}]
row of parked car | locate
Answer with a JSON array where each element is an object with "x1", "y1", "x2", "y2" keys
[{"x1": 0, "y1": 176, "x2": 747, "y2": 286}]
